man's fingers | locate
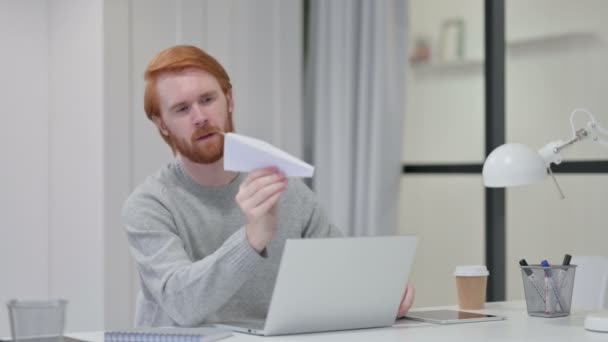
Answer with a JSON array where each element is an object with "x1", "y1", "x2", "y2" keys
[
  {"x1": 238, "y1": 172, "x2": 285, "y2": 201},
  {"x1": 241, "y1": 167, "x2": 279, "y2": 188},
  {"x1": 397, "y1": 282, "x2": 415, "y2": 318},
  {"x1": 243, "y1": 180, "x2": 287, "y2": 209},
  {"x1": 241, "y1": 180, "x2": 287, "y2": 214},
  {"x1": 251, "y1": 190, "x2": 284, "y2": 217}
]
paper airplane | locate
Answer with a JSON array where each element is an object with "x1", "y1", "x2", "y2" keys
[{"x1": 223, "y1": 132, "x2": 315, "y2": 177}]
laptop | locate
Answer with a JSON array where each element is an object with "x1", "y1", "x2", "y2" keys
[{"x1": 216, "y1": 235, "x2": 417, "y2": 336}]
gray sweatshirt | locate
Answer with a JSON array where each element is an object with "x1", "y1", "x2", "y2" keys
[{"x1": 122, "y1": 160, "x2": 342, "y2": 327}]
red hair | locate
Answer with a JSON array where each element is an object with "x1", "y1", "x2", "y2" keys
[{"x1": 143, "y1": 45, "x2": 232, "y2": 149}]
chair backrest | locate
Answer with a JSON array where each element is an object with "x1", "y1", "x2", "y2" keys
[{"x1": 571, "y1": 255, "x2": 608, "y2": 311}]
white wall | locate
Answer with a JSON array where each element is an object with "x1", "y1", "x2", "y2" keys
[
  {"x1": 0, "y1": 0, "x2": 303, "y2": 335},
  {"x1": 104, "y1": 0, "x2": 135, "y2": 330},
  {"x1": 0, "y1": 0, "x2": 105, "y2": 335},
  {"x1": 48, "y1": 0, "x2": 105, "y2": 332},
  {"x1": 0, "y1": 0, "x2": 51, "y2": 334}
]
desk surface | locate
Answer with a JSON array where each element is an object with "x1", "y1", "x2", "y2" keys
[{"x1": 71, "y1": 301, "x2": 608, "y2": 342}]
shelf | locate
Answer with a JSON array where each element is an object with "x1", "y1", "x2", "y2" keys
[
  {"x1": 409, "y1": 31, "x2": 600, "y2": 72},
  {"x1": 410, "y1": 58, "x2": 483, "y2": 72},
  {"x1": 506, "y1": 31, "x2": 599, "y2": 48}
]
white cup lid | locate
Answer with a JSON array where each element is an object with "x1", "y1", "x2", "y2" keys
[{"x1": 454, "y1": 265, "x2": 489, "y2": 277}]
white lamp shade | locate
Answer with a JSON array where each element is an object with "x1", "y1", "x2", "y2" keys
[{"x1": 482, "y1": 143, "x2": 547, "y2": 187}]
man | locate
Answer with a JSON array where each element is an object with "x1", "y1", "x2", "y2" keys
[{"x1": 123, "y1": 45, "x2": 414, "y2": 327}]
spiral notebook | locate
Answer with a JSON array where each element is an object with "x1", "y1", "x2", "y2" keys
[{"x1": 104, "y1": 327, "x2": 232, "y2": 342}]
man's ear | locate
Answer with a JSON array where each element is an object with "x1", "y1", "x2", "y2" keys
[
  {"x1": 226, "y1": 89, "x2": 234, "y2": 113},
  {"x1": 152, "y1": 116, "x2": 170, "y2": 136}
]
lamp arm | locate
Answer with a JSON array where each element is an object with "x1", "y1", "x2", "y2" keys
[
  {"x1": 540, "y1": 109, "x2": 608, "y2": 166},
  {"x1": 537, "y1": 139, "x2": 573, "y2": 200},
  {"x1": 571, "y1": 108, "x2": 608, "y2": 146},
  {"x1": 535, "y1": 108, "x2": 603, "y2": 200},
  {"x1": 553, "y1": 128, "x2": 589, "y2": 154},
  {"x1": 536, "y1": 142, "x2": 567, "y2": 199}
]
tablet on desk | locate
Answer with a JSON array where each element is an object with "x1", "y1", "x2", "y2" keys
[{"x1": 404, "y1": 310, "x2": 505, "y2": 325}]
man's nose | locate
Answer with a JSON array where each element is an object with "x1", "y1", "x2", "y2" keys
[{"x1": 191, "y1": 103, "x2": 208, "y2": 126}]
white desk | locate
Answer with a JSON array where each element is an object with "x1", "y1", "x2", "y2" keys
[{"x1": 71, "y1": 301, "x2": 608, "y2": 342}]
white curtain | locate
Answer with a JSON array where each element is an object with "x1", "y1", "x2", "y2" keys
[{"x1": 305, "y1": 0, "x2": 408, "y2": 236}]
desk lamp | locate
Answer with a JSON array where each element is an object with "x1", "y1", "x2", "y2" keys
[
  {"x1": 483, "y1": 108, "x2": 608, "y2": 198},
  {"x1": 482, "y1": 108, "x2": 608, "y2": 332}
]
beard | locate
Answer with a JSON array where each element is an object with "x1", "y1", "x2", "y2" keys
[{"x1": 170, "y1": 113, "x2": 234, "y2": 164}]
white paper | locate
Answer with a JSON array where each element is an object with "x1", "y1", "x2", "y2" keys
[{"x1": 223, "y1": 133, "x2": 315, "y2": 177}]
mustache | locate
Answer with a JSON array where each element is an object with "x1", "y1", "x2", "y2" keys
[{"x1": 191, "y1": 125, "x2": 224, "y2": 141}]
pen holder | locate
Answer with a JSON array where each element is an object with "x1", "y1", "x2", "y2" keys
[
  {"x1": 7, "y1": 299, "x2": 67, "y2": 342},
  {"x1": 520, "y1": 265, "x2": 576, "y2": 318}
]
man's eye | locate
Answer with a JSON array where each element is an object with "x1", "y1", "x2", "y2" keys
[
  {"x1": 201, "y1": 97, "x2": 213, "y2": 104},
  {"x1": 176, "y1": 105, "x2": 188, "y2": 113}
]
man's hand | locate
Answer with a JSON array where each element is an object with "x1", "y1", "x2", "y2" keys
[
  {"x1": 397, "y1": 281, "x2": 415, "y2": 318},
  {"x1": 236, "y1": 167, "x2": 288, "y2": 253}
]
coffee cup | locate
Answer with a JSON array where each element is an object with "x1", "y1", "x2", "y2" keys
[{"x1": 454, "y1": 265, "x2": 489, "y2": 310}]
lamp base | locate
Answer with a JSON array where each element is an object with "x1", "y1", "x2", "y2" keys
[{"x1": 585, "y1": 311, "x2": 608, "y2": 332}]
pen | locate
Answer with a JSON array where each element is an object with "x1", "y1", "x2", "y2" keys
[
  {"x1": 540, "y1": 260, "x2": 552, "y2": 314},
  {"x1": 558, "y1": 254, "x2": 572, "y2": 287},
  {"x1": 558, "y1": 254, "x2": 572, "y2": 312},
  {"x1": 562, "y1": 254, "x2": 572, "y2": 266},
  {"x1": 541, "y1": 259, "x2": 564, "y2": 313},
  {"x1": 519, "y1": 259, "x2": 546, "y2": 303}
]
